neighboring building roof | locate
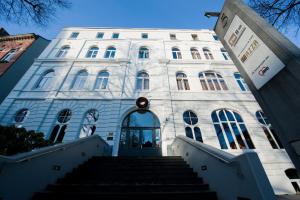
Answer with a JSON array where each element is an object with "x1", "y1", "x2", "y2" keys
[
  {"x1": 0, "y1": 33, "x2": 48, "y2": 42},
  {"x1": 0, "y1": 27, "x2": 9, "y2": 37}
]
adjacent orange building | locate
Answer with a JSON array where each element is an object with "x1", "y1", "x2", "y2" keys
[{"x1": 0, "y1": 28, "x2": 49, "y2": 103}]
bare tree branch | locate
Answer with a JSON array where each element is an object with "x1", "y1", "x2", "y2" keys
[
  {"x1": 248, "y1": 0, "x2": 300, "y2": 35},
  {"x1": 0, "y1": 0, "x2": 71, "y2": 26}
]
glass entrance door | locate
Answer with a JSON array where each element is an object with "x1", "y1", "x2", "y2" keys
[{"x1": 119, "y1": 110, "x2": 161, "y2": 156}]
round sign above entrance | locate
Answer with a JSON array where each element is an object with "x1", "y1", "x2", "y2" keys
[{"x1": 136, "y1": 97, "x2": 149, "y2": 109}]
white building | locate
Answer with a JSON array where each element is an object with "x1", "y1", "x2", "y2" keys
[{"x1": 0, "y1": 27, "x2": 298, "y2": 194}]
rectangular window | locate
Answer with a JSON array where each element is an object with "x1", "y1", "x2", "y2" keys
[
  {"x1": 112, "y1": 33, "x2": 119, "y2": 39},
  {"x1": 96, "y1": 32, "x2": 104, "y2": 39},
  {"x1": 142, "y1": 33, "x2": 148, "y2": 39},
  {"x1": 191, "y1": 34, "x2": 198, "y2": 40},
  {"x1": 170, "y1": 34, "x2": 176, "y2": 40},
  {"x1": 70, "y1": 32, "x2": 79, "y2": 39},
  {"x1": 213, "y1": 35, "x2": 219, "y2": 41}
]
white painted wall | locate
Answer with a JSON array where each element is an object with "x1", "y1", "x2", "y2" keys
[{"x1": 0, "y1": 27, "x2": 296, "y2": 194}]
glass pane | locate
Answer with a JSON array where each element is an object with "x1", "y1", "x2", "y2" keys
[
  {"x1": 234, "y1": 112, "x2": 243, "y2": 122},
  {"x1": 213, "y1": 79, "x2": 221, "y2": 90},
  {"x1": 141, "y1": 130, "x2": 153, "y2": 148},
  {"x1": 211, "y1": 111, "x2": 219, "y2": 123},
  {"x1": 263, "y1": 127, "x2": 278, "y2": 149},
  {"x1": 208, "y1": 79, "x2": 215, "y2": 90},
  {"x1": 194, "y1": 127, "x2": 203, "y2": 142},
  {"x1": 101, "y1": 78, "x2": 108, "y2": 89},
  {"x1": 222, "y1": 123, "x2": 237, "y2": 149},
  {"x1": 220, "y1": 80, "x2": 228, "y2": 90},
  {"x1": 225, "y1": 110, "x2": 235, "y2": 121},
  {"x1": 218, "y1": 110, "x2": 227, "y2": 121},
  {"x1": 144, "y1": 79, "x2": 149, "y2": 90},
  {"x1": 184, "y1": 79, "x2": 190, "y2": 90},
  {"x1": 137, "y1": 79, "x2": 142, "y2": 90},
  {"x1": 185, "y1": 127, "x2": 193, "y2": 139},
  {"x1": 124, "y1": 111, "x2": 160, "y2": 128},
  {"x1": 130, "y1": 130, "x2": 140, "y2": 148},
  {"x1": 200, "y1": 80, "x2": 208, "y2": 90},
  {"x1": 214, "y1": 124, "x2": 228, "y2": 149},
  {"x1": 231, "y1": 123, "x2": 246, "y2": 149},
  {"x1": 239, "y1": 124, "x2": 255, "y2": 149},
  {"x1": 177, "y1": 79, "x2": 183, "y2": 90}
]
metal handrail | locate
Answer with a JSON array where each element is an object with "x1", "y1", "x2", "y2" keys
[{"x1": 0, "y1": 135, "x2": 109, "y2": 164}]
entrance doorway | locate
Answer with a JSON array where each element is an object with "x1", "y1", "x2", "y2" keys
[{"x1": 119, "y1": 110, "x2": 161, "y2": 156}]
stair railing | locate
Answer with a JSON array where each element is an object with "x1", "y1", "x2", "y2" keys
[
  {"x1": 169, "y1": 135, "x2": 276, "y2": 200},
  {"x1": 0, "y1": 135, "x2": 111, "y2": 200}
]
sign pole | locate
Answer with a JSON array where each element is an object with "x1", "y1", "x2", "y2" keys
[{"x1": 214, "y1": 0, "x2": 300, "y2": 171}]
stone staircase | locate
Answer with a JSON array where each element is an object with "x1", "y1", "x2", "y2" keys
[{"x1": 32, "y1": 156, "x2": 218, "y2": 200}]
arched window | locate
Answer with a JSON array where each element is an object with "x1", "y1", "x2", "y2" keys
[
  {"x1": 14, "y1": 108, "x2": 29, "y2": 128},
  {"x1": 1, "y1": 48, "x2": 18, "y2": 62},
  {"x1": 79, "y1": 109, "x2": 99, "y2": 138},
  {"x1": 56, "y1": 46, "x2": 70, "y2": 58},
  {"x1": 104, "y1": 46, "x2": 116, "y2": 59},
  {"x1": 285, "y1": 169, "x2": 300, "y2": 193},
  {"x1": 199, "y1": 71, "x2": 228, "y2": 91},
  {"x1": 94, "y1": 71, "x2": 109, "y2": 90},
  {"x1": 35, "y1": 69, "x2": 54, "y2": 89},
  {"x1": 138, "y1": 47, "x2": 149, "y2": 59},
  {"x1": 172, "y1": 47, "x2": 182, "y2": 59},
  {"x1": 190, "y1": 48, "x2": 201, "y2": 59},
  {"x1": 203, "y1": 47, "x2": 214, "y2": 60},
  {"x1": 256, "y1": 111, "x2": 283, "y2": 149},
  {"x1": 176, "y1": 72, "x2": 190, "y2": 90},
  {"x1": 49, "y1": 109, "x2": 72, "y2": 143},
  {"x1": 183, "y1": 111, "x2": 203, "y2": 142},
  {"x1": 86, "y1": 46, "x2": 99, "y2": 58},
  {"x1": 136, "y1": 72, "x2": 149, "y2": 90},
  {"x1": 221, "y1": 48, "x2": 230, "y2": 60},
  {"x1": 71, "y1": 70, "x2": 88, "y2": 90},
  {"x1": 234, "y1": 72, "x2": 249, "y2": 91},
  {"x1": 212, "y1": 109, "x2": 255, "y2": 149}
]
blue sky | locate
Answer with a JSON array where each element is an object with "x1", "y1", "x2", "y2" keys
[{"x1": 2, "y1": 0, "x2": 299, "y2": 47}]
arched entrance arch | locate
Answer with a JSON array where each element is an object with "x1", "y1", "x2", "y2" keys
[{"x1": 119, "y1": 109, "x2": 162, "y2": 156}]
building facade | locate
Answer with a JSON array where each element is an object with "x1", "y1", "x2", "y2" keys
[
  {"x1": 0, "y1": 27, "x2": 298, "y2": 194},
  {"x1": 0, "y1": 28, "x2": 49, "y2": 103}
]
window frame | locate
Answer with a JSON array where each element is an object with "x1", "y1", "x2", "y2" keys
[
  {"x1": 86, "y1": 46, "x2": 99, "y2": 58},
  {"x1": 234, "y1": 72, "x2": 249, "y2": 91},
  {"x1": 170, "y1": 33, "x2": 176, "y2": 40},
  {"x1": 1, "y1": 48, "x2": 18, "y2": 62},
  {"x1": 136, "y1": 71, "x2": 150, "y2": 91},
  {"x1": 176, "y1": 72, "x2": 190, "y2": 90},
  {"x1": 191, "y1": 34, "x2": 198, "y2": 40},
  {"x1": 94, "y1": 71, "x2": 109, "y2": 90},
  {"x1": 190, "y1": 47, "x2": 201, "y2": 59},
  {"x1": 71, "y1": 70, "x2": 88, "y2": 90},
  {"x1": 70, "y1": 32, "x2": 79, "y2": 39},
  {"x1": 96, "y1": 32, "x2": 104, "y2": 39},
  {"x1": 203, "y1": 47, "x2": 214, "y2": 60},
  {"x1": 138, "y1": 47, "x2": 150, "y2": 59},
  {"x1": 172, "y1": 47, "x2": 182, "y2": 59},
  {"x1": 141, "y1": 33, "x2": 148, "y2": 39},
  {"x1": 212, "y1": 109, "x2": 255, "y2": 150},
  {"x1": 34, "y1": 69, "x2": 55, "y2": 89},
  {"x1": 112, "y1": 33, "x2": 119, "y2": 39},
  {"x1": 56, "y1": 46, "x2": 70, "y2": 58},
  {"x1": 104, "y1": 46, "x2": 116, "y2": 59},
  {"x1": 199, "y1": 71, "x2": 228, "y2": 91}
]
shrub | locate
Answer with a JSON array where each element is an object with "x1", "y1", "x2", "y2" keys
[{"x1": 0, "y1": 125, "x2": 53, "y2": 156}]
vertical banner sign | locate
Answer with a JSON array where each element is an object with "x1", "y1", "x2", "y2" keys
[{"x1": 224, "y1": 15, "x2": 285, "y2": 89}]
